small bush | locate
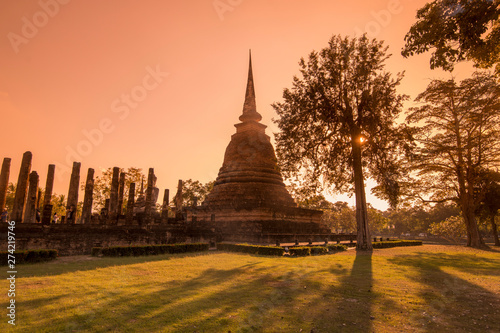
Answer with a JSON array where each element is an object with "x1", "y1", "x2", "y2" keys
[
  {"x1": 310, "y1": 246, "x2": 328, "y2": 255},
  {"x1": 289, "y1": 247, "x2": 311, "y2": 256},
  {"x1": 91, "y1": 247, "x2": 101, "y2": 256},
  {"x1": 96, "y1": 243, "x2": 209, "y2": 257},
  {"x1": 327, "y1": 244, "x2": 348, "y2": 252},
  {"x1": 372, "y1": 240, "x2": 422, "y2": 249},
  {"x1": 216, "y1": 243, "x2": 284, "y2": 256},
  {"x1": 0, "y1": 249, "x2": 57, "y2": 265}
]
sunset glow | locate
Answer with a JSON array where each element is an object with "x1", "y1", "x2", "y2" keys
[{"x1": 0, "y1": 0, "x2": 477, "y2": 211}]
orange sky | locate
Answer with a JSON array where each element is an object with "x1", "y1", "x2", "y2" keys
[{"x1": 0, "y1": 0, "x2": 476, "y2": 211}]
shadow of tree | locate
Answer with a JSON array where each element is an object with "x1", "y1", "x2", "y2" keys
[
  {"x1": 393, "y1": 252, "x2": 500, "y2": 276},
  {"x1": 13, "y1": 252, "x2": 380, "y2": 332},
  {"x1": 19, "y1": 252, "x2": 214, "y2": 278},
  {"x1": 298, "y1": 251, "x2": 375, "y2": 332},
  {"x1": 13, "y1": 249, "x2": 499, "y2": 332},
  {"x1": 388, "y1": 253, "x2": 500, "y2": 332},
  {"x1": 20, "y1": 263, "x2": 307, "y2": 332}
]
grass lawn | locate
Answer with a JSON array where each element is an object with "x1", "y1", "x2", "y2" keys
[{"x1": 1, "y1": 244, "x2": 499, "y2": 332}]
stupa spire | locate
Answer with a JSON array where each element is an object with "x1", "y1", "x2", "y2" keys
[{"x1": 239, "y1": 50, "x2": 262, "y2": 123}]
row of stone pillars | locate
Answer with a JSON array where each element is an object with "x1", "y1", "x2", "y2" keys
[
  {"x1": 0, "y1": 151, "x2": 181, "y2": 225},
  {"x1": 0, "y1": 151, "x2": 79, "y2": 223}
]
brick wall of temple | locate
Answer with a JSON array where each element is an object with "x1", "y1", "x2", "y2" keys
[{"x1": 0, "y1": 223, "x2": 216, "y2": 256}]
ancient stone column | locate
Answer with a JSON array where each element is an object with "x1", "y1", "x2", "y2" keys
[
  {"x1": 36, "y1": 189, "x2": 42, "y2": 209},
  {"x1": 11, "y1": 151, "x2": 32, "y2": 222},
  {"x1": 108, "y1": 167, "x2": 120, "y2": 224},
  {"x1": 81, "y1": 168, "x2": 94, "y2": 224},
  {"x1": 161, "y1": 189, "x2": 169, "y2": 223},
  {"x1": 101, "y1": 198, "x2": 110, "y2": 224},
  {"x1": 66, "y1": 162, "x2": 81, "y2": 224},
  {"x1": 144, "y1": 168, "x2": 155, "y2": 224},
  {"x1": 117, "y1": 172, "x2": 126, "y2": 215},
  {"x1": 24, "y1": 171, "x2": 39, "y2": 223},
  {"x1": 43, "y1": 164, "x2": 55, "y2": 207},
  {"x1": 0, "y1": 157, "x2": 11, "y2": 212},
  {"x1": 41, "y1": 164, "x2": 55, "y2": 224},
  {"x1": 174, "y1": 179, "x2": 183, "y2": 219},
  {"x1": 126, "y1": 182, "x2": 135, "y2": 224}
]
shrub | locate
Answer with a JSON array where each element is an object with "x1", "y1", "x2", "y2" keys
[
  {"x1": 372, "y1": 240, "x2": 422, "y2": 249},
  {"x1": 289, "y1": 247, "x2": 311, "y2": 256},
  {"x1": 310, "y1": 246, "x2": 328, "y2": 255},
  {"x1": 96, "y1": 243, "x2": 210, "y2": 257},
  {"x1": 91, "y1": 247, "x2": 101, "y2": 256},
  {"x1": 216, "y1": 243, "x2": 284, "y2": 256},
  {"x1": 0, "y1": 249, "x2": 57, "y2": 265},
  {"x1": 327, "y1": 244, "x2": 348, "y2": 252}
]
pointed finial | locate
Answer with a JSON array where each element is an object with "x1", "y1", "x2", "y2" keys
[{"x1": 239, "y1": 50, "x2": 262, "y2": 123}]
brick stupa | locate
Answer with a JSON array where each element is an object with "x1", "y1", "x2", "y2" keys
[{"x1": 190, "y1": 53, "x2": 326, "y2": 243}]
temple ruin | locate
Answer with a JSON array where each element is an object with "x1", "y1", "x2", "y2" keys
[
  {"x1": 189, "y1": 53, "x2": 328, "y2": 242},
  {"x1": 0, "y1": 54, "x2": 355, "y2": 255}
]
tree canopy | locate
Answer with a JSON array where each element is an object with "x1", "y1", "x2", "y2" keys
[
  {"x1": 402, "y1": 0, "x2": 500, "y2": 74},
  {"x1": 176, "y1": 179, "x2": 214, "y2": 207},
  {"x1": 89, "y1": 167, "x2": 145, "y2": 212},
  {"x1": 405, "y1": 71, "x2": 500, "y2": 247},
  {"x1": 273, "y1": 35, "x2": 410, "y2": 250}
]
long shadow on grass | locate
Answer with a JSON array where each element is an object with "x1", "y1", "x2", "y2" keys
[
  {"x1": 389, "y1": 253, "x2": 500, "y2": 332},
  {"x1": 19, "y1": 252, "x2": 213, "y2": 278},
  {"x1": 22, "y1": 263, "x2": 308, "y2": 332},
  {"x1": 331, "y1": 252, "x2": 375, "y2": 332},
  {"x1": 269, "y1": 251, "x2": 376, "y2": 332}
]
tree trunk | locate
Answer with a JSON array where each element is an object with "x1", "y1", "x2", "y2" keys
[
  {"x1": 460, "y1": 199, "x2": 484, "y2": 248},
  {"x1": 351, "y1": 135, "x2": 372, "y2": 251},
  {"x1": 491, "y1": 215, "x2": 500, "y2": 246}
]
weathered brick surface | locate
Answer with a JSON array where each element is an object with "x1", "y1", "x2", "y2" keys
[
  {"x1": 194, "y1": 54, "x2": 326, "y2": 242},
  {"x1": 0, "y1": 222, "x2": 215, "y2": 256}
]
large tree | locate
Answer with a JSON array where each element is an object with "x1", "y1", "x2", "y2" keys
[
  {"x1": 89, "y1": 167, "x2": 145, "y2": 212},
  {"x1": 273, "y1": 35, "x2": 410, "y2": 250},
  {"x1": 402, "y1": 0, "x2": 500, "y2": 74},
  {"x1": 406, "y1": 72, "x2": 500, "y2": 248}
]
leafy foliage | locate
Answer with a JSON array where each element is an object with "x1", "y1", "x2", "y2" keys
[
  {"x1": 429, "y1": 215, "x2": 467, "y2": 243},
  {"x1": 4, "y1": 182, "x2": 15, "y2": 211},
  {"x1": 406, "y1": 72, "x2": 500, "y2": 247},
  {"x1": 288, "y1": 247, "x2": 311, "y2": 256},
  {"x1": 273, "y1": 35, "x2": 411, "y2": 250},
  {"x1": 50, "y1": 194, "x2": 68, "y2": 219},
  {"x1": 328, "y1": 201, "x2": 357, "y2": 233},
  {"x1": 88, "y1": 167, "x2": 145, "y2": 212},
  {"x1": 216, "y1": 243, "x2": 285, "y2": 256},
  {"x1": 402, "y1": 0, "x2": 500, "y2": 74},
  {"x1": 0, "y1": 249, "x2": 58, "y2": 265},
  {"x1": 326, "y1": 244, "x2": 348, "y2": 252},
  {"x1": 386, "y1": 202, "x2": 460, "y2": 236},
  {"x1": 93, "y1": 243, "x2": 209, "y2": 257},
  {"x1": 310, "y1": 246, "x2": 328, "y2": 255},
  {"x1": 177, "y1": 179, "x2": 215, "y2": 207},
  {"x1": 274, "y1": 35, "x2": 409, "y2": 206},
  {"x1": 371, "y1": 240, "x2": 423, "y2": 249}
]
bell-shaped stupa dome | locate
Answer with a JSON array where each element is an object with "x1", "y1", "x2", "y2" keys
[{"x1": 201, "y1": 51, "x2": 297, "y2": 210}]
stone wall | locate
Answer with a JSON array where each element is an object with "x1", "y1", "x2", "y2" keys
[
  {"x1": 0, "y1": 219, "x2": 353, "y2": 255},
  {"x1": 0, "y1": 222, "x2": 216, "y2": 256},
  {"x1": 213, "y1": 219, "x2": 354, "y2": 244}
]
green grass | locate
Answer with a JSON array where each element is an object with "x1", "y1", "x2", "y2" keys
[{"x1": 1, "y1": 245, "x2": 499, "y2": 332}]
